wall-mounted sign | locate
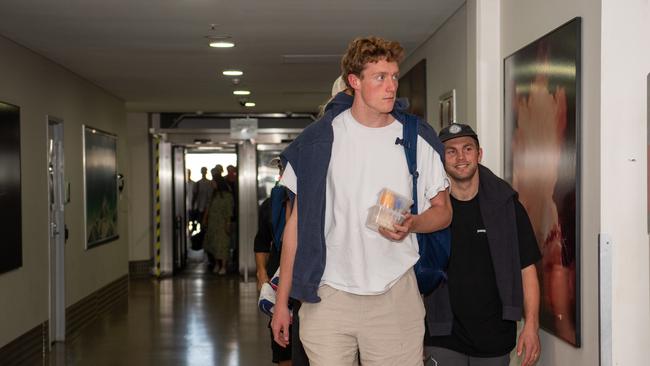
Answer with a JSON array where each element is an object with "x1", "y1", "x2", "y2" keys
[{"x1": 230, "y1": 118, "x2": 258, "y2": 140}]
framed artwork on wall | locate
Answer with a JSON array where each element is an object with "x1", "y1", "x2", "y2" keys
[
  {"x1": 438, "y1": 89, "x2": 456, "y2": 131},
  {"x1": 504, "y1": 17, "x2": 582, "y2": 346},
  {"x1": 0, "y1": 101, "x2": 22, "y2": 274},
  {"x1": 397, "y1": 59, "x2": 427, "y2": 120},
  {"x1": 83, "y1": 125, "x2": 119, "y2": 248}
]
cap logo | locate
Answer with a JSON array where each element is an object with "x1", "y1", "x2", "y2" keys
[{"x1": 449, "y1": 124, "x2": 462, "y2": 134}]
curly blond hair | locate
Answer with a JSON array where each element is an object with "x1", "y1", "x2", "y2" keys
[{"x1": 340, "y1": 36, "x2": 404, "y2": 89}]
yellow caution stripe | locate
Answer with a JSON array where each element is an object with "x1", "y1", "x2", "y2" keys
[{"x1": 154, "y1": 137, "x2": 161, "y2": 278}]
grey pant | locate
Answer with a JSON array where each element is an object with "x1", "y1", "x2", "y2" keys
[{"x1": 424, "y1": 346, "x2": 510, "y2": 366}]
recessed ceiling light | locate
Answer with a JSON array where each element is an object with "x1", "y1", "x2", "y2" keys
[
  {"x1": 233, "y1": 90, "x2": 251, "y2": 95},
  {"x1": 209, "y1": 41, "x2": 235, "y2": 48},
  {"x1": 223, "y1": 70, "x2": 243, "y2": 76},
  {"x1": 244, "y1": 102, "x2": 256, "y2": 107}
]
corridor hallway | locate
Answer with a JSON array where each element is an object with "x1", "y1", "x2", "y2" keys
[{"x1": 45, "y1": 253, "x2": 272, "y2": 366}]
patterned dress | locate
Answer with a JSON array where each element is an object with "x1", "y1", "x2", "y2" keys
[{"x1": 204, "y1": 191, "x2": 233, "y2": 261}]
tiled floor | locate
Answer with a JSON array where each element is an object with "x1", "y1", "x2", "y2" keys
[{"x1": 45, "y1": 253, "x2": 273, "y2": 366}]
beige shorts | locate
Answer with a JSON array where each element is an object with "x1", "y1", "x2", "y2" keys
[{"x1": 299, "y1": 269, "x2": 425, "y2": 366}]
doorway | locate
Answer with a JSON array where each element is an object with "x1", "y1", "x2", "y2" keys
[
  {"x1": 185, "y1": 150, "x2": 238, "y2": 274},
  {"x1": 47, "y1": 117, "x2": 65, "y2": 344}
]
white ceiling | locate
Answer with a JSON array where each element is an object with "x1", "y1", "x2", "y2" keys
[{"x1": 0, "y1": 0, "x2": 464, "y2": 113}]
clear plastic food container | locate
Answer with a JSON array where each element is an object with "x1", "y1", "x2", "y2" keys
[
  {"x1": 366, "y1": 205, "x2": 406, "y2": 231},
  {"x1": 366, "y1": 188, "x2": 413, "y2": 232}
]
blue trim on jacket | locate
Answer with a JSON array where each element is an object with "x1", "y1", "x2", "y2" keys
[{"x1": 281, "y1": 92, "x2": 445, "y2": 302}]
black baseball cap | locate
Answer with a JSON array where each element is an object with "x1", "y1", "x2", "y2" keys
[{"x1": 438, "y1": 123, "x2": 479, "y2": 143}]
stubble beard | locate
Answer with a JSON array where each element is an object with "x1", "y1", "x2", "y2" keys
[{"x1": 446, "y1": 164, "x2": 478, "y2": 184}]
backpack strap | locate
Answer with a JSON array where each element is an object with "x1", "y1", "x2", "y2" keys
[
  {"x1": 397, "y1": 114, "x2": 452, "y2": 296},
  {"x1": 270, "y1": 184, "x2": 287, "y2": 250},
  {"x1": 397, "y1": 115, "x2": 419, "y2": 214}
]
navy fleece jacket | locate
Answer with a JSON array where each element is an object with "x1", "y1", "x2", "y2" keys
[{"x1": 280, "y1": 92, "x2": 444, "y2": 303}]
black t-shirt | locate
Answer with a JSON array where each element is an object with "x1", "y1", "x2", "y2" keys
[
  {"x1": 253, "y1": 198, "x2": 280, "y2": 278},
  {"x1": 425, "y1": 194, "x2": 541, "y2": 357}
]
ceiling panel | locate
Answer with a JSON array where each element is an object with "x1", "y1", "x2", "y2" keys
[{"x1": 0, "y1": 0, "x2": 465, "y2": 113}]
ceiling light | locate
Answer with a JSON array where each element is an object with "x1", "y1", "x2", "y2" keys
[
  {"x1": 209, "y1": 41, "x2": 235, "y2": 48},
  {"x1": 233, "y1": 90, "x2": 250, "y2": 96},
  {"x1": 223, "y1": 70, "x2": 243, "y2": 76},
  {"x1": 244, "y1": 102, "x2": 256, "y2": 107}
]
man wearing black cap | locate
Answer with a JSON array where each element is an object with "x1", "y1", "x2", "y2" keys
[{"x1": 424, "y1": 123, "x2": 542, "y2": 366}]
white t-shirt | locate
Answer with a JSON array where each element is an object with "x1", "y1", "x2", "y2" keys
[{"x1": 281, "y1": 109, "x2": 448, "y2": 295}]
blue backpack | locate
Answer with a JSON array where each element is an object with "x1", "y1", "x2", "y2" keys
[
  {"x1": 399, "y1": 114, "x2": 451, "y2": 295},
  {"x1": 270, "y1": 184, "x2": 287, "y2": 251}
]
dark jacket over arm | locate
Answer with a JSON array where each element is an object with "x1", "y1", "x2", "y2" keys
[
  {"x1": 424, "y1": 164, "x2": 533, "y2": 336},
  {"x1": 281, "y1": 92, "x2": 445, "y2": 303}
]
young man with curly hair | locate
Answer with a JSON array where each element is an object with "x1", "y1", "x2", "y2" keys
[{"x1": 271, "y1": 36, "x2": 452, "y2": 365}]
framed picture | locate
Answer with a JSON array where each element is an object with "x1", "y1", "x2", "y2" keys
[
  {"x1": 397, "y1": 59, "x2": 427, "y2": 120},
  {"x1": 83, "y1": 126, "x2": 119, "y2": 248},
  {"x1": 0, "y1": 101, "x2": 22, "y2": 274},
  {"x1": 438, "y1": 89, "x2": 456, "y2": 130},
  {"x1": 504, "y1": 17, "x2": 581, "y2": 346}
]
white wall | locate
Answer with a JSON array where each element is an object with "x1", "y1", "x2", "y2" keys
[
  {"x1": 401, "y1": 1, "x2": 503, "y2": 171},
  {"x1": 0, "y1": 35, "x2": 127, "y2": 347},
  {"x1": 467, "y1": 0, "x2": 502, "y2": 172},
  {"x1": 600, "y1": 0, "x2": 650, "y2": 364},
  {"x1": 500, "y1": 1, "x2": 601, "y2": 365},
  {"x1": 126, "y1": 112, "x2": 152, "y2": 262},
  {"x1": 401, "y1": 3, "x2": 468, "y2": 130}
]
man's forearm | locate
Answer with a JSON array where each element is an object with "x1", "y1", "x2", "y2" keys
[
  {"x1": 276, "y1": 198, "x2": 298, "y2": 307},
  {"x1": 255, "y1": 253, "x2": 269, "y2": 275},
  {"x1": 411, "y1": 189, "x2": 452, "y2": 233},
  {"x1": 522, "y1": 264, "x2": 540, "y2": 329}
]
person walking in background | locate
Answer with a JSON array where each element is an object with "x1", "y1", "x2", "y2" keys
[
  {"x1": 191, "y1": 167, "x2": 214, "y2": 253},
  {"x1": 195, "y1": 167, "x2": 214, "y2": 221},
  {"x1": 203, "y1": 179, "x2": 233, "y2": 274},
  {"x1": 212, "y1": 164, "x2": 225, "y2": 185},
  {"x1": 254, "y1": 158, "x2": 309, "y2": 366},
  {"x1": 424, "y1": 123, "x2": 541, "y2": 366},
  {"x1": 225, "y1": 164, "x2": 239, "y2": 275},
  {"x1": 225, "y1": 165, "x2": 237, "y2": 193},
  {"x1": 254, "y1": 159, "x2": 286, "y2": 291}
]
